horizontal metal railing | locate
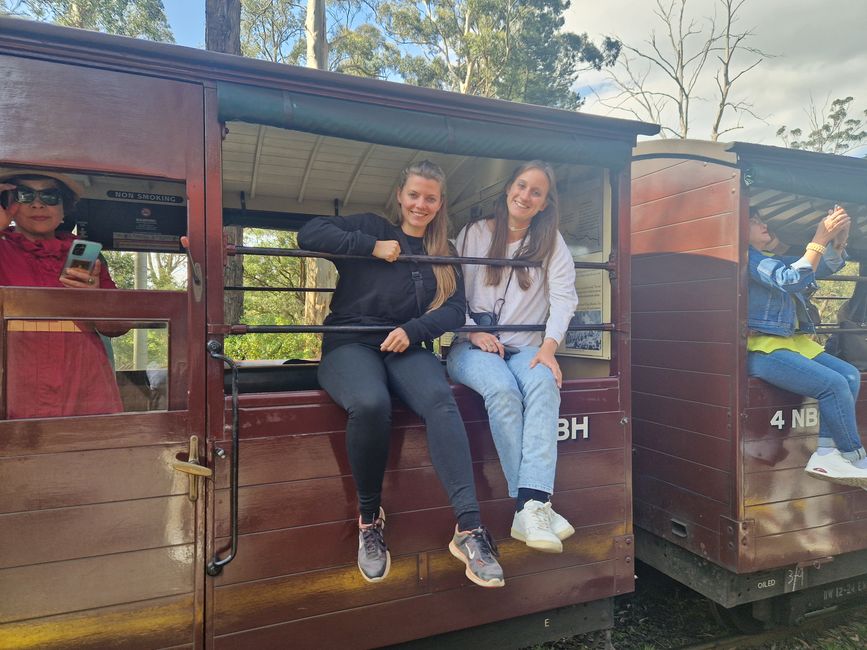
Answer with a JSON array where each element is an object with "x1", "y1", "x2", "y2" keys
[
  {"x1": 223, "y1": 323, "x2": 615, "y2": 335},
  {"x1": 227, "y1": 245, "x2": 614, "y2": 271}
]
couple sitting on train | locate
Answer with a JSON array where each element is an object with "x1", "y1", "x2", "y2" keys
[
  {"x1": 0, "y1": 171, "x2": 123, "y2": 419},
  {"x1": 748, "y1": 207, "x2": 867, "y2": 487},
  {"x1": 298, "y1": 160, "x2": 577, "y2": 588}
]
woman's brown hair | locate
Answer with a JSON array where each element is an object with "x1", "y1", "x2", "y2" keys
[
  {"x1": 484, "y1": 160, "x2": 560, "y2": 290},
  {"x1": 395, "y1": 160, "x2": 456, "y2": 310}
]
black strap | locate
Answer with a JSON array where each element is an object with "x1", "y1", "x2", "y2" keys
[
  {"x1": 394, "y1": 228, "x2": 426, "y2": 317},
  {"x1": 393, "y1": 228, "x2": 433, "y2": 350}
]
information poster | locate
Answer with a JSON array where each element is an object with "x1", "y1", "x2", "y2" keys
[{"x1": 558, "y1": 169, "x2": 611, "y2": 359}]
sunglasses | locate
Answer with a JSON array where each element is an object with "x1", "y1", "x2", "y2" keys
[{"x1": 11, "y1": 186, "x2": 63, "y2": 206}]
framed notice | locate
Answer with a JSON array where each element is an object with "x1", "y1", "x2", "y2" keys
[{"x1": 558, "y1": 168, "x2": 611, "y2": 359}]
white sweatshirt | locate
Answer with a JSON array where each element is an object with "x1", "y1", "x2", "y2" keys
[{"x1": 456, "y1": 219, "x2": 578, "y2": 347}]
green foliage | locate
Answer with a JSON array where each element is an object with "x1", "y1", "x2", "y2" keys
[
  {"x1": 8, "y1": 0, "x2": 174, "y2": 41},
  {"x1": 101, "y1": 251, "x2": 185, "y2": 371},
  {"x1": 241, "y1": 0, "x2": 397, "y2": 79},
  {"x1": 241, "y1": 0, "x2": 305, "y2": 63},
  {"x1": 777, "y1": 97, "x2": 867, "y2": 155},
  {"x1": 223, "y1": 229, "x2": 322, "y2": 361},
  {"x1": 239, "y1": 0, "x2": 615, "y2": 106},
  {"x1": 378, "y1": 0, "x2": 619, "y2": 108}
]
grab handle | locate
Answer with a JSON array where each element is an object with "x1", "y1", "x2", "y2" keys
[{"x1": 206, "y1": 339, "x2": 240, "y2": 576}]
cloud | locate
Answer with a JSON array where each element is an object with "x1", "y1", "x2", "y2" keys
[{"x1": 566, "y1": 0, "x2": 867, "y2": 144}]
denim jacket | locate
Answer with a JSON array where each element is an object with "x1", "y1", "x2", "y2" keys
[{"x1": 748, "y1": 245, "x2": 845, "y2": 336}]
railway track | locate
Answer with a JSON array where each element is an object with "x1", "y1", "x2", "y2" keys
[{"x1": 679, "y1": 605, "x2": 867, "y2": 650}]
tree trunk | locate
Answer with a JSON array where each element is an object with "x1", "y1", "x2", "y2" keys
[
  {"x1": 206, "y1": 0, "x2": 244, "y2": 326},
  {"x1": 304, "y1": 0, "x2": 336, "y2": 329},
  {"x1": 205, "y1": 0, "x2": 241, "y2": 54},
  {"x1": 306, "y1": 0, "x2": 328, "y2": 70}
]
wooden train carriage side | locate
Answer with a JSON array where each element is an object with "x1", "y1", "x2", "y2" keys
[
  {"x1": 205, "y1": 97, "x2": 650, "y2": 647},
  {"x1": 0, "y1": 16, "x2": 658, "y2": 650},
  {"x1": 630, "y1": 139, "x2": 867, "y2": 621}
]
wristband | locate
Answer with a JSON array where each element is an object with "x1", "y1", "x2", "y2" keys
[{"x1": 806, "y1": 242, "x2": 826, "y2": 255}]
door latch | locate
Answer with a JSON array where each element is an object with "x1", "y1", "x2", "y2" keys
[{"x1": 172, "y1": 435, "x2": 213, "y2": 502}]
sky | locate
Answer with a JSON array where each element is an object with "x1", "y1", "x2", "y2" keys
[
  {"x1": 566, "y1": 0, "x2": 867, "y2": 148},
  {"x1": 162, "y1": 0, "x2": 867, "y2": 150}
]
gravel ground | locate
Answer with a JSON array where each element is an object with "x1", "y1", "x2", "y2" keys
[{"x1": 526, "y1": 562, "x2": 867, "y2": 650}]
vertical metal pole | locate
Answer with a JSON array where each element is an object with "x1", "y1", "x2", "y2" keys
[{"x1": 133, "y1": 252, "x2": 149, "y2": 369}]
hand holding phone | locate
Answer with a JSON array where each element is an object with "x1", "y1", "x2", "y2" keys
[
  {"x1": 60, "y1": 239, "x2": 102, "y2": 286},
  {"x1": 470, "y1": 342, "x2": 520, "y2": 360}
]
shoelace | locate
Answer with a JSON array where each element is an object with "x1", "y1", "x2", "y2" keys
[
  {"x1": 469, "y1": 526, "x2": 500, "y2": 559},
  {"x1": 530, "y1": 503, "x2": 554, "y2": 531},
  {"x1": 360, "y1": 521, "x2": 386, "y2": 556}
]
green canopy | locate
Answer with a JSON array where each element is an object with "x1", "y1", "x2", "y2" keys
[{"x1": 217, "y1": 82, "x2": 637, "y2": 169}]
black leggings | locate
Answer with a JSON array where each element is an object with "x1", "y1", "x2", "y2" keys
[{"x1": 318, "y1": 343, "x2": 480, "y2": 527}]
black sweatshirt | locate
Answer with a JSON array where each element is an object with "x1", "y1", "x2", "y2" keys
[{"x1": 297, "y1": 213, "x2": 466, "y2": 354}]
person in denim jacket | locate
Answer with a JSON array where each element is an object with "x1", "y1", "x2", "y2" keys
[{"x1": 748, "y1": 206, "x2": 867, "y2": 487}]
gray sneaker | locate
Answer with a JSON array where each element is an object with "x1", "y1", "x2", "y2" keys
[
  {"x1": 449, "y1": 525, "x2": 505, "y2": 588},
  {"x1": 358, "y1": 508, "x2": 390, "y2": 583}
]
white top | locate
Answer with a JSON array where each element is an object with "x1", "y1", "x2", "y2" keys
[{"x1": 456, "y1": 219, "x2": 578, "y2": 347}]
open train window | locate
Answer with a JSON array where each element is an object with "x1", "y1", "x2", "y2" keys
[
  {"x1": 0, "y1": 167, "x2": 190, "y2": 419},
  {"x1": 749, "y1": 189, "x2": 866, "y2": 332},
  {"x1": 219, "y1": 123, "x2": 618, "y2": 388}
]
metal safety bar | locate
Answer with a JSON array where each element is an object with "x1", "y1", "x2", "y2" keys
[
  {"x1": 227, "y1": 245, "x2": 615, "y2": 271},
  {"x1": 820, "y1": 276, "x2": 867, "y2": 283},
  {"x1": 224, "y1": 286, "x2": 336, "y2": 292},
  {"x1": 221, "y1": 323, "x2": 616, "y2": 335},
  {"x1": 816, "y1": 327, "x2": 867, "y2": 334}
]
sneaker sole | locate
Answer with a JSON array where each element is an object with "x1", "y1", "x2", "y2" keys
[
  {"x1": 552, "y1": 524, "x2": 576, "y2": 541},
  {"x1": 359, "y1": 550, "x2": 391, "y2": 583},
  {"x1": 510, "y1": 528, "x2": 563, "y2": 553},
  {"x1": 805, "y1": 467, "x2": 867, "y2": 488},
  {"x1": 448, "y1": 540, "x2": 505, "y2": 588}
]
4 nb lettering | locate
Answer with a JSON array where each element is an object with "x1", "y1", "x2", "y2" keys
[{"x1": 769, "y1": 406, "x2": 819, "y2": 431}]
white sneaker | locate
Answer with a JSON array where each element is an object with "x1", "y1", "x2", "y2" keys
[
  {"x1": 511, "y1": 500, "x2": 563, "y2": 553},
  {"x1": 805, "y1": 449, "x2": 867, "y2": 488},
  {"x1": 548, "y1": 505, "x2": 576, "y2": 541}
]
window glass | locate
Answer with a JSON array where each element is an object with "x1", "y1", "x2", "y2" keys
[{"x1": 5, "y1": 319, "x2": 169, "y2": 419}]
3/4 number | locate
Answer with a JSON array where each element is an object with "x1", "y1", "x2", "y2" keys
[{"x1": 770, "y1": 406, "x2": 819, "y2": 430}]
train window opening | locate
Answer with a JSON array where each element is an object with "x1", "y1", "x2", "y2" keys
[
  {"x1": 219, "y1": 123, "x2": 618, "y2": 388},
  {"x1": 748, "y1": 190, "x2": 867, "y2": 337},
  {"x1": 5, "y1": 319, "x2": 169, "y2": 419},
  {"x1": 0, "y1": 166, "x2": 189, "y2": 291}
]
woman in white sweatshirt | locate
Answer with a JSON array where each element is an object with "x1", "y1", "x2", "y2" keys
[{"x1": 447, "y1": 160, "x2": 578, "y2": 553}]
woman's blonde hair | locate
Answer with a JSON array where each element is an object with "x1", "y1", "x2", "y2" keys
[
  {"x1": 395, "y1": 160, "x2": 456, "y2": 310},
  {"x1": 485, "y1": 160, "x2": 560, "y2": 290}
]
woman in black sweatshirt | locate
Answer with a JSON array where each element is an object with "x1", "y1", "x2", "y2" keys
[{"x1": 297, "y1": 160, "x2": 504, "y2": 589}]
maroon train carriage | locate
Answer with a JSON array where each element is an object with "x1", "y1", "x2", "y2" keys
[
  {"x1": 630, "y1": 139, "x2": 867, "y2": 631},
  {"x1": 0, "y1": 17, "x2": 658, "y2": 649}
]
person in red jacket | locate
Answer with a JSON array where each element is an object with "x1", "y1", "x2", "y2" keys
[{"x1": 0, "y1": 170, "x2": 122, "y2": 419}]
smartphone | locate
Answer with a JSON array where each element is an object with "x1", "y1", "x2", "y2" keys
[
  {"x1": 62, "y1": 239, "x2": 102, "y2": 276},
  {"x1": 470, "y1": 343, "x2": 521, "y2": 359}
]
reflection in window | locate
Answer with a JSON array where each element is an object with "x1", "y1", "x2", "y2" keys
[
  {"x1": 5, "y1": 319, "x2": 168, "y2": 419},
  {"x1": 101, "y1": 251, "x2": 187, "y2": 291}
]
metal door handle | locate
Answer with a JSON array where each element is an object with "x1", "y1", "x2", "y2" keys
[{"x1": 206, "y1": 340, "x2": 239, "y2": 576}]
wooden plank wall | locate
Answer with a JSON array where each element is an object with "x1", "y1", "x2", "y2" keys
[
  {"x1": 742, "y1": 380, "x2": 867, "y2": 572},
  {"x1": 631, "y1": 158, "x2": 741, "y2": 564},
  {"x1": 210, "y1": 379, "x2": 630, "y2": 648}
]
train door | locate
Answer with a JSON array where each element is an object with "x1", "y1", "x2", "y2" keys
[{"x1": 0, "y1": 55, "x2": 206, "y2": 648}]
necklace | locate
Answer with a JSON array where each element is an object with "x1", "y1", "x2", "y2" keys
[{"x1": 508, "y1": 224, "x2": 530, "y2": 232}]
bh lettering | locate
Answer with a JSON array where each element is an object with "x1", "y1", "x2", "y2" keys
[{"x1": 557, "y1": 416, "x2": 589, "y2": 441}]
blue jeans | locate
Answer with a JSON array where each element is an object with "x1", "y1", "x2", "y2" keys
[
  {"x1": 748, "y1": 350, "x2": 866, "y2": 461},
  {"x1": 447, "y1": 341, "x2": 561, "y2": 497}
]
